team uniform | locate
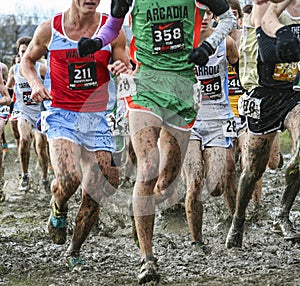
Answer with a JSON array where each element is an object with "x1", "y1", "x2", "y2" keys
[
  {"x1": 123, "y1": 0, "x2": 206, "y2": 130},
  {"x1": 14, "y1": 63, "x2": 43, "y2": 130},
  {"x1": 192, "y1": 39, "x2": 236, "y2": 148},
  {"x1": 44, "y1": 13, "x2": 116, "y2": 152},
  {"x1": 239, "y1": 11, "x2": 300, "y2": 135}
]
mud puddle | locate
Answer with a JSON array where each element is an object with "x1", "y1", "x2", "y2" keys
[{"x1": 0, "y1": 148, "x2": 299, "y2": 286}]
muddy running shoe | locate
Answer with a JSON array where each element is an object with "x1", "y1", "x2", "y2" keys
[
  {"x1": 138, "y1": 256, "x2": 160, "y2": 285},
  {"x1": 48, "y1": 197, "x2": 68, "y2": 245},
  {"x1": 225, "y1": 216, "x2": 245, "y2": 249},
  {"x1": 19, "y1": 174, "x2": 30, "y2": 192},
  {"x1": 191, "y1": 241, "x2": 205, "y2": 247},
  {"x1": 273, "y1": 218, "x2": 300, "y2": 241},
  {"x1": 66, "y1": 251, "x2": 85, "y2": 272}
]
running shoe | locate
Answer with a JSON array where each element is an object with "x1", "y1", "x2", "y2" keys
[
  {"x1": 225, "y1": 216, "x2": 245, "y2": 249},
  {"x1": 273, "y1": 218, "x2": 300, "y2": 241},
  {"x1": 19, "y1": 174, "x2": 30, "y2": 192},
  {"x1": 48, "y1": 197, "x2": 68, "y2": 245},
  {"x1": 137, "y1": 256, "x2": 160, "y2": 285},
  {"x1": 66, "y1": 252, "x2": 85, "y2": 272},
  {"x1": 191, "y1": 241, "x2": 205, "y2": 247}
]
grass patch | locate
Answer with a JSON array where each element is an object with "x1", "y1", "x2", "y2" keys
[{"x1": 279, "y1": 130, "x2": 292, "y2": 154}]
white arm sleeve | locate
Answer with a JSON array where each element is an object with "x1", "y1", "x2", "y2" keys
[{"x1": 206, "y1": 9, "x2": 236, "y2": 50}]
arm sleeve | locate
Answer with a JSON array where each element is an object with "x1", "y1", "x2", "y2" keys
[
  {"x1": 205, "y1": 9, "x2": 236, "y2": 50},
  {"x1": 94, "y1": 0, "x2": 131, "y2": 46}
]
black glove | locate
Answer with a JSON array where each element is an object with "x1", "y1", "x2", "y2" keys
[
  {"x1": 77, "y1": 37, "x2": 102, "y2": 57},
  {"x1": 188, "y1": 41, "x2": 215, "y2": 66},
  {"x1": 275, "y1": 26, "x2": 300, "y2": 63}
]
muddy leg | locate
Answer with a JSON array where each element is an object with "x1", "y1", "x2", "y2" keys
[
  {"x1": 252, "y1": 179, "x2": 262, "y2": 209},
  {"x1": 182, "y1": 140, "x2": 204, "y2": 244},
  {"x1": 226, "y1": 133, "x2": 275, "y2": 248},
  {"x1": 273, "y1": 135, "x2": 300, "y2": 240},
  {"x1": 223, "y1": 148, "x2": 238, "y2": 216},
  {"x1": 67, "y1": 191, "x2": 100, "y2": 254}
]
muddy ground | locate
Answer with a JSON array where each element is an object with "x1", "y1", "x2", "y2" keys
[{"x1": 0, "y1": 140, "x2": 299, "y2": 286}]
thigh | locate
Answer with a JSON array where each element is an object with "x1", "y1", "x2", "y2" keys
[
  {"x1": 33, "y1": 131, "x2": 47, "y2": 146},
  {"x1": 268, "y1": 132, "x2": 280, "y2": 168},
  {"x1": 129, "y1": 110, "x2": 161, "y2": 172},
  {"x1": 17, "y1": 117, "x2": 32, "y2": 139},
  {"x1": 49, "y1": 138, "x2": 82, "y2": 186},
  {"x1": 157, "y1": 125, "x2": 191, "y2": 189},
  {"x1": 246, "y1": 132, "x2": 276, "y2": 175},
  {"x1": 203, "y1": 147, "x2": 227, "y2": 193},
  {"x1": 159, "y1": 125, "x2": 191, "y2": 173},
  {"x1": 182, "y1": 140, "x2": 204, "y2": 187}
]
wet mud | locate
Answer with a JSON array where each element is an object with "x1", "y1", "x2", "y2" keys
[{"x1": 0, "y1": 147, "x2": 299, "y2": 286}]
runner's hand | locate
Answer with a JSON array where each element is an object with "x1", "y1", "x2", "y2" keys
[
  {"x1": 78, "y1": 37, "x2": 102, "y2": 57},
  {"x1": 188, "y1": 41, "x2": 214, "y2": 67}
]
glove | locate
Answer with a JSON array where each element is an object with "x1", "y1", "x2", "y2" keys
[
  {"x1": 77, "y1": 37, "x2": 102, "y2": 57},
  {"x1": 188, "y1": 41, "x2": 215, "y2": 67},
  {"x1": 275, "y1": 26, "x2": 300, "y2": 63}
]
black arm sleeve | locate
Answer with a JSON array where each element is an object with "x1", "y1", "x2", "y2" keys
[
  {"x1": 197, "y1": 0, "x2": 229, "y2": 16},
  {"x1": 111, "y1": 0, "x2": 132, "y2": 18}
]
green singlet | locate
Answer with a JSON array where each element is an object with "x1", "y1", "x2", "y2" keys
[{"x1": 127, "y1": 0, "x2": 206, "y2": 129}]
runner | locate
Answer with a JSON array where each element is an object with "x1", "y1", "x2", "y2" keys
[
  {"x1": 6, "y1": 37, "x2": 49, "y2": 192},
  {"x1": 226, "y1": 0, "x2": 300, "y2": 248},
  {"x1": 78, "y1": 0, "x2": 236, "y2": 283},
  {"x1": 8, "y1": 54, "x2": 21, "y2": 153},
  {"x1": 228, "y1": 0, "x2": 282, "y2": 211},
  {"x1": 20, "y1": 0, "x2": 131, "y2": 272},
  {"x1": 182, "y1": 6, "x2": 239, "y2": 246}
]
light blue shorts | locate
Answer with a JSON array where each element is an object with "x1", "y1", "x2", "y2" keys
[
  {"x1": 45, "y1": 107, "x2": 116, "y2": 152},
  {"x1": 190, "y1": 117, "x2": 235, "y2": 150}
]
